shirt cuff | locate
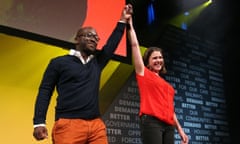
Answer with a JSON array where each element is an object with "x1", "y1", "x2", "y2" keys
[
  {"x1": 119, "y1": 20, "x2": 126, "y2": 23},
  {"x1": 34, "y1": 124, "x2": 46, "y2": 128}
]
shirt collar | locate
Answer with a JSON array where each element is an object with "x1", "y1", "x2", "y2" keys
[{"x1": 69, "y1": 49, "x2": 94, "y2": 64}]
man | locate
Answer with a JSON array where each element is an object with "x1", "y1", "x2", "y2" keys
[{"x1": 33, "y1": 4, "x2": 133, "y2": 144}]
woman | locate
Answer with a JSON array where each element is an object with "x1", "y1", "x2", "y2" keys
[{"x1": 127, "y1": 17, "x2": 189, "y2": 144}]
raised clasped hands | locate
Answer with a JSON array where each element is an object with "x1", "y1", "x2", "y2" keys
[{"x1": 120, "y1": 4, "x2": 133, "y2": 23}]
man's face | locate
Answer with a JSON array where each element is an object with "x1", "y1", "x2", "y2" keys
[{"x1": 75, "y1": 27, "x2": 100, "y2": 55}]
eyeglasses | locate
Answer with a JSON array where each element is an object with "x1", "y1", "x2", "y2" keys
[{"x1": 78, "y1": 32, "x2": 100, "y2": 41}]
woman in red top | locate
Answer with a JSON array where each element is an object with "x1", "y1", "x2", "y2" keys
[{"x1": 127, "y1": 17, "x2": 189, "y2": 144}]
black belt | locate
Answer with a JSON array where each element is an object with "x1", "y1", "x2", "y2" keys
[
  {"x1": 140, "y1": 114, "x2": 172, "y2": 126},
  {"x1": 141, "y1": 114, "x2": 158, "y2": 120}
]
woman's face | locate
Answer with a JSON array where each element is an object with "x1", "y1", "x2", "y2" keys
[{"x1": 148, "y1": 51, "x2": 164, "y2": 73}]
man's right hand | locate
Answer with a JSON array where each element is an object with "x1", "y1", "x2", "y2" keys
[
  {"x1": 120, "y1": 4, "x2": 133, "y2": 23},
  {"x1": 33, "y1": 126, "x2": 48, "y2": 140}
]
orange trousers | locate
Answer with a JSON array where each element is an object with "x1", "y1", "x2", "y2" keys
[{"x1": 52, "y1": 118, "x2": 108, "y2": 144}]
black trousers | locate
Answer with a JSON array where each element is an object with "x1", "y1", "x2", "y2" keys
[{"x1": 140, "y1": 114, "x2": 175, "y2": 144}]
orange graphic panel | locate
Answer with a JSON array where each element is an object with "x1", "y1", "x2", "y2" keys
[{"x1": 82, "y1": 0, "x2": 126, "y2": 57}]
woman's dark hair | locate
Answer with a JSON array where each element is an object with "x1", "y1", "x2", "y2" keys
[{"x1": 143, "y1": 47, "x2": 167, "y2": 75}]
